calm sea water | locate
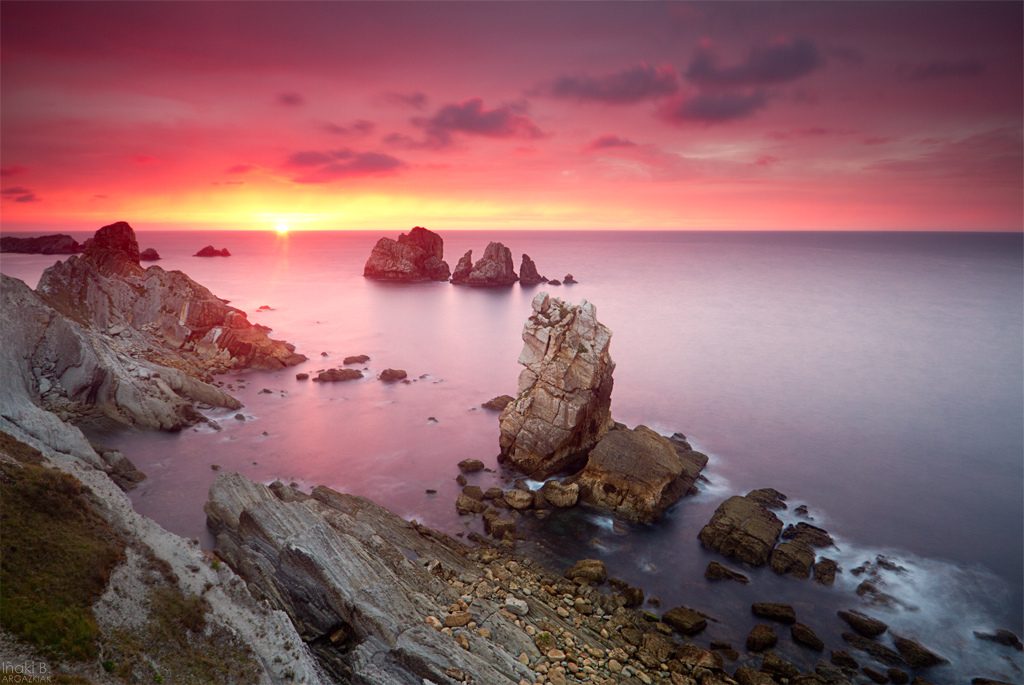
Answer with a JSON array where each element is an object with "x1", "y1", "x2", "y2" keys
[{"x1": 2, "y1": 229, "x2": 1021, "y2": 682}]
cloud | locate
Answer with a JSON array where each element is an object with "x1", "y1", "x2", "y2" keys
[
  {"x1": 323, "y1": 119, "x2": 376, "y2": 136},
  {"x1": 278, "y1": 91, "x2": 305, "y2": 106},
  {"x1": 283, "y1": 148, "x2": 407, "y2": 183},
  {"x1": 588, "y1": 135, "x2": 638, "y2": 150},
  {"x1": 2, "y1": 188, "x2": 40, "y2": 203},
  {"x1": 414, "y1": 98, "x2": 544, "y2": 147},
  {"x1": 92, "y1": 194, "x2": 108, "y2": 199},
  {"x1": 212, "y1": 180, "x2": 245, "y2": 186},
  {"x1": 661, "y1": 90, "x2": 770, "y2": 124},
  {"x1": 1, "y1": 187, "x2": 32, "y2": 195},
  {"x1": 909, "y1": 60, "x2": 985, "y2": 80},
  {"x1": 225, "y1": 164, "x2": 254, "y2": 174},
  {"x1": 866, "y1": 127, "x2": 1022, "y2": 185},
  {"x1": 385, "y1": 92, "x2": 429, "y2": 110},
  {"x1": 687, "y1": 37, "x2": 824, "y2": 87},
  {"x1": 750, "y1": 155, "x2": 780, "y2": 167},
  {"x1": 14, "y1": 194, "x2": 40, "y2": 203},
  {"x1": 0, "y1": 165, "x2": 30, "y2": 177},
  {"x1": 541, "y1": 62, "x2": 680, "y2": 104}
]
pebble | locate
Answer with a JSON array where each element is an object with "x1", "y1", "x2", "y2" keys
[
  {"x1": 607, "y1": 659, "x2": 623, "y2": 673},
  {"x1": 547, "y1": 648, "x2": 565, "y2": 661},
  {"x1": 557, "y1": 607, "x2": 570, "y2": 618},
  {"x1": 424, "y1": 616, "x2": 443, "y2": 631}
]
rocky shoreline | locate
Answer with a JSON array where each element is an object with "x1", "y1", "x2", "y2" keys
[{"x1": 0, "y1": 224, "x2": 1020, "y2": 684}]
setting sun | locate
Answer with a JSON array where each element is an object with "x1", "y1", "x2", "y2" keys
[{"x1": 275, "y1": 222, "x2": 289, "y2": 234}]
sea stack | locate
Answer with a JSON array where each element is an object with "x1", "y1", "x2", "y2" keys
[
  {"x1": 498, "y1": 292, "x2": 614, "y2": 479},
  {"x1": 363, "y1": 226, "x2": 450, "y2": 281},
  {"x1": 519, "y1": 254, "x2": 547, "y2": 286},
  {"x1": 450, "y1": 241, "x2": 518, "y2": 286}
]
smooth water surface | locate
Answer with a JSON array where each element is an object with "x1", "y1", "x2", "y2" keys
[{"x1": 2, "y1": 229, "x2": 1021, "y2": 682}]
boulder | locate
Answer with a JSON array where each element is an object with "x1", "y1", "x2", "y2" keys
[
  {"x1": 456, "y1": 493, "x2": 487, "y2": 515},
  {"x1": 498, "y1": 293, "x2": 615, "y2": 479},
  {"x1": 830, "y1": 650, "x2": 859, "y2": 669},
  {"x1": 662, "y1": 607, "x2": 707, "y2": 636},
  {"x1": 751, "y1": 603, "x2": 796, "y2": 624},
  {"x1": 746, "y1": 625, "x2": 777, "y2": 652},
  {"x1": 974, "y1": 629, "x2": 1023, "y2": 651},
  {"x1": 837, "y1": 609, "x2": 888, "y2": 638},
  {"x1": 344, "y1": 355, "x2": 370, "y2": 365},
  {"x1": 519, "y1": 254, "x2": 547, "y2": 286},
  {"x1": 564, "y1": 559, "x2": 606, "y2": 585},
  {"x1": 734, "y1": 667, "x2": 775, "y2": 685},
  {"x1": 759, "y1": 651, "x2": 799, "y2": 680},
  {"x1": 194, "y1": 245, "x2": 230, "y2": 257},
  {"x1": 379, "y1": 368, "x2": 407, "y2": 382},
  {"x1": 813, "y1": 557, "x2": 839, "y2": 585},
  {"x1": 746, "y1": 488, "x2": 788, "y2": 510},
  {"x1": 893, "y1": 636, "x2": 947, "y2": 669},
  {"x1": 139, "y1": 248, "x2": 161, "y2": 261},
  {"x1": 563, "y1": 274, "x2": 577, "y2": 284},
  {"x1": 450, "y1": 242, "x2": 517, "y2": 286},
  {"x1": 781, "y1": 522, "x2": 834, "y2": 547},
  {"x1": 503, "y1": 489, "x2": 533, "y2": 509},
  {"x1": 313, "y1": 368, "x2": 362, "y2": 382},
  {"x1": 769, "y1": 540, "x2": 815, "y2": 578},
  {"x1": 704, "y1": 561, "x2": 749, "y2": 584},
  {"x1": 362, "y1": 226, "x2": 450, "y2": 282},
  {"x1": 572, "y1": 425, "x2": 707, "y2": 522},
  {"x1": 841, "y1": 633, "x2": 905, "y2": 667},
  {"x1": 539, "y1": 480, "x2": 579, "y2": 507},
  {"x1": 482, "y1": 395, "x2": 514, "y2": 411},
  {"x1": 791, "y1": 623, "x2": 825, "y2": 651},
  {"x1": 1, "y1": 233, "x2": 83, "y2": 254},
  {"x1": 698, "y1": 494, "x2": 783, "y2": 566},
  {"x1": 457, "y1": 459, "x2": 485, "y2": 473}
]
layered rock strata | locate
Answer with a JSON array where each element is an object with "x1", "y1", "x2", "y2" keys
[
  {"x1": 363, "y1": 226, "x2": 451, "y2": 281},
  {"x1": 498, "y1": 293, "x2": 614, "y2": 479},
  {"x1": 450, "y1": 241, "x2": 518, "y2": 286}
]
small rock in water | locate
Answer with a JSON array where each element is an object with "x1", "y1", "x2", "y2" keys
[
  {"x1": 746, "y1": 624, "x2": 777, "y2": 652},
  {"x1": 791, "y1": 622, "x2": 825, "y2": 651},
  {"x1": 974, "y1": 629, "x2": 1023, "y2": 651},
  {"x1": 344, "y1": 354, "x2": 370, "y2": 365},
  {"x1": 751, "y1": 602, "x2": 796, "y2": 624},
  {"x1": 295, "y1": 372, "x2": 309, "y2": 380},
  {"x1": 235, "y1": 413, "x2": 245, "y2": 421},
  {"x1": 457, "y1": 459, "x2": 485, "y2": 473},
  {"x1": 705, "y1": 561, "x2": 749, "y2": 584},
  {"x1": 563, "y1": 273, "x2": 577, "y2": 283},
  {"x1": 661, "y1": 606, "x2": 707, "y2": 636},
  {"x1": 211, "y1": 464, "x2": 221, "y2": 471},
  {"x1": 455, "y1": 474, "x2": 467, "y2": 486},
  {"x1": 481, "y1": 394, "x2": 514, "y2": 411},
  {"x1": 321, "y1": 351, "x2": 329, "y2": 356},
  {"x1": 427, "y1": 416, "x2": 438, "y2": 423}
]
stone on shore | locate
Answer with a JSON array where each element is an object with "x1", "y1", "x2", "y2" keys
[
  {"x1": 313, "y1": 368, "x2": 362, "y2": 382},
  {"x1": 565, "y1": 559, "x2": 606, "y2": 585},
  {"x1": 781, "y1": 521, "x2": 834, "y2": 547},
  {"x1": 769, "y1": 540, "x2": 815, "y2": 578},
  {"x1": 362, "y1": 226, "x2": 450, "y2": 281},
  {"x1": 746, "y1": 625, "x2": 777, "y2": 652},
  {"x1": 893, "y1": 636, "x2": 947, "y2": 668},
  {"x1": 705, "y1": 561, "x2": 750, "y2": 583},
  {"x1": 503, "y1": 489, "x2": 533, "y2": 509},
  {"x1": 662, "y1": 606, "x2": 707, "y2": 636},
  {"x1": 458, "y1": 459, "x2": 485, "y2": 473},
  {"x1": 539, "y1": 480, "x2": 579, "y2": 507},
  {"x1": 751, "y1": 603, "x2": 796, "y2": 624},
  {"x1": 498, "y1": 293, "x2": 615, "y2": 479},
  {"x1": 450, "y1": 242, "x2": 518, "y2": 286},
  {"x1": 194, "y1": 245, "x2": 230, "y2": 257},
  {"x1": 837, "y1": 609, "x2": 888, "y2": 638},
  {"x1": 519, "y1": 254, "x2": 547, "y2": 286},
  {"x1": 1, "y1": 233, "x2": 83, "y2": 254},
  {"x1": 572, "y1": 425, "x2": 707, "y2": 522},
  {"x1": 698, "y1": 493, "x2": 783, "y2": 566},
  {"x1": 813, "y1": 557, "x2": 839, "y2": 585},
  {"x1": 482, "y1": 395, "x2": 515, "y2": 411},
  {"x1": 791, "y1": 622, "x2": 825, "y2": 651}
]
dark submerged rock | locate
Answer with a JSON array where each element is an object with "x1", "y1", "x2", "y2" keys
[
  {"x1": 751, "y1": 603, "x2": 797, "y2": 624},
  {"x1": 791, "y1": 622, "x2": 825, "y2": 651},
  {"x1": 893, "y1": 635, "x2": 947, "y2": 669},
  {"x1": 746, "y1": 624, "x2": 778, "y2": 652},
  {"x1": 837, "y1": 609, "x2": 888, "y2": 638},
  {"x1": 842, "y1": 632, "x2": 906, "y2": 667},
  {"x1": 705, "y1": 561, "x2": 750, "y2": 583},
  {"x1": 974, "y1": 629, "x2": 1024, "y2": 651}
]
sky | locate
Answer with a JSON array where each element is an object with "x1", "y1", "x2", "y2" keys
[{"x1": 1, "y1": 1, "x2": 1021, "y2": 232}]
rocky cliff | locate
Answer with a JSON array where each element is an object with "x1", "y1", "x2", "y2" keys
[
  {"x1": 38, "y1": 221, "x2": 306, "y2": 371},
  {"x1": 498, "y1": 293, "x2": 614, "y2": 479},
  {"x1": 450, "y1": 241, "x2": 518, "y2": 286},
  {"x1": 363, "y1": 226, "x2": 451, "y2": 281}
]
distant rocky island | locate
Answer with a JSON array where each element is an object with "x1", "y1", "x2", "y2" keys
[
  {"x1": 1, "y1": 233, "x2": 84, "y2": 254},
  {"x1": 194, "y1": 245, "x2": 231, "y2": 257}
]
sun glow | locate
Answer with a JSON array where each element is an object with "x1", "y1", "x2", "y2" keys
[{"x1": 275, "y1": 222, "x2": 289, "y2": 234}]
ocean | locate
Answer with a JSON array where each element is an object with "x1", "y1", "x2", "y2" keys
[{"x1": 2, "y1": 229, "x2": 1021, "y2": 682}]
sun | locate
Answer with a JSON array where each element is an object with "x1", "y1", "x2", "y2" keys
[{"x1": 275, "y1": 222, "x2": 289, "y2": 234}]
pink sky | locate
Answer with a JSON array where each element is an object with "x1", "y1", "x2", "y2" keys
[{"x1": 1, "y1": 2, "x2": 1021, "y2": 231}]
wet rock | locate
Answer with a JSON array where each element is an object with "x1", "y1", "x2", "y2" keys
[
  {"x1": 457, "y1": 459, "x2": 485, "y2": 472},
  {"x1": 456, "y1": 493, "x2": 486, "y2": 514},
  {"x1": 139, "y1": 247, "x2": 161, "y2": 261},
  {"x1": 194, "y1": 245, "x2": 230, "y2": 257},
  {"x1": 698, "y1": 494, "x2": 783, "y2": 565},
  {"x1": 662, "y1": 606, "x2": 707, "y2": 636},
  {"x1": 482, "y1": 395, "x2": 514, "y2": 411},
  {"x1": 456, "y1": 474, "x2": 468, "y2": 486},
  {"x1": 734, "y1": 667, "x2": 776, "y2": 685},
  {"x1": 747, "y1": 625, "x2": 778, "y2": 652},
  {"x1": 379, "y1": 368, "x2": 407, "y2": 382},
  {"x1": 564, "y1": 559, "x2": 606, "y2": 585},
  {"x1": 482, "y1": 487, "x2": 503, "y2": 500},
  {"x1": 363, "y1": 226, "x2": 450, "y2": 281},
  {"x1": 1, "y1": 233, "x2": 83, "y2": 254},
  {"x1": 842, "y1": 633, "x2": 905, "y2": 667},
  {"x1": 746, "y1": 488, "x2": 788, "y2": 510},
  {"x1": 539, "y1": 480, "x2": 578, "y2": 507},
  {"x1": 751, "y1": 603, "x2": 796, "y2": 624},
  {"x1": 704, "y1": 561, "x2": 750, "y2": 583},
  {"x1": 462, "y1": 486, "x2": 484, "y2": 501},
  {"x1": 519, "y1": 254, "x2": 547, "y2": 286},
  {"x1": 974, "y1": 629, "x2": 1023, "y2": 651},
  {"x1": 295, "y1": 372, "x2": 309, "y2": 380},
  {"x1": 837, "y1": 609, "x2": 888, "y2": 638},
  {"x1": 547, "y1": 279, "x2": 561, "y2": 286},
  {"x1": 343, "y1": 354, "x2": 370, "y2": 365},
  {"x1": 791, "y1": 622, "x2": 825, "y2": 651},
  {"x1": 498, "y1": 294, "x2": 614, "y2": 479},
  {"x1": 813, "y1": 557, "x2": 839, "y2": 585},
  {"x1": 893, "y1": 636, "x2": 947, "y2": 669},
  {"x1": 504, "y1": 489, "x2": 533, "y2": 509},
  {"x1": 313, "y1": 368, "x2": 362, "y2": 382},
  {"x1": 769, "y1": 540, "x2": 815, "y2": 578},
  {"x1": 781, "y1": 521, "x2": 834, "y2": 547},
  {"x1": 504, "y1": 596, "x2": 529, "y2": 616},
  {"x1": 863, "y1": 666, "x2": 889, "y2": 684},
  {"x1": 794, "y1": 504, "x2": 810, "y2": 518},
  {"x1": 450, "y1": 242, "x2": 517, "y2": 286},
  {"x1": 484, "y1": 515, "x2": 516, "y2": 538},
  {"x1": 573, "y1": 424, "x2": 708, "y2": 523},
  {"x1": 831, "y1": 649, "x2": 859, "y2": 669},
  {"x1": 760, "y1": 651, "x2": 799, "y2": 680},
  {"x1": 563, "y1": 274, "x2": 577, "y2": 284},
  {"x1": 888, "y1": 669, "x2": 911, "y2": 684}
]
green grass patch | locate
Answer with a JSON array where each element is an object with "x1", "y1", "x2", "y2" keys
[{"x1": 0, "y1": 433, "x2": 125, "y2": 661}]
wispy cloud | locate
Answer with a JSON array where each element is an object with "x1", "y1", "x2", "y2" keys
[
  {"x1": 661, "y1": 90, "x2": 770, "y2": 125},
  {"x1": 278, "y1": 91, "x2": 305, "y2": 106},
  {"x1": 588, "y1": 135, "x2": 638, "y2": 150},
  {"x1": 540, "y1": 62, "x2": 680, "y2": 104},
  {"x1": 284, "y1": 148, "x2": 407, "y2": 183},
  {"x1": 687, "y1": 37, "x2": 824, "y2": 88},
  {"x1": 412, "y1": 98, "x2": 544, "y2": 147}
]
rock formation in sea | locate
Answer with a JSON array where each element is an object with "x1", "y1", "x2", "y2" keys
[
  {"x1": 38, "y1": 222, "x2": 306, "y2": 372},
  {"x1": 139, "y1": 247, "x2": 161, "y2": 260},
  {"x1": 519, "y1": 254, "x2": 547, "y2": 286},
  {"x1": 498, "y1": 293, "x2": 614, "y2": 479},
  {"x1": 570, "y1": 425, "x2": 709, "y2": 523},
  {"x1": 698, "y1": 491, "x2": 785, "y2": 565},
  {"x1": 450, "y1": 241, "x2": 518, "y2": 286},
  {"x1": 362, "y1": 226, "x2": 451, "y2": 281},
  {"x1": 0, "y1": 233, "x2": 83, "y2": 254},
  {"x1": 194, "y1": 245, "x2": 231, "y2": 256}
]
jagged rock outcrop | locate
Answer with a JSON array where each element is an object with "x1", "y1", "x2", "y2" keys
[
  {"x1": 498, "y1": 293, "x2": 614, "y2": 479},
  {"x1": 194, "y1": 245, "x2": 230, "y2": 257},
  {"x1": 362, "y1": 226, "x2": 450, "y2": 281},
  {"x1": 450, "y1": 242, "x2": 517, "y2": 286},
  {"x1": 698, "y1": 491, "x2": 784, "y2": 565},
  {"x1": 37, "y1": 222, "x2": 306, "y2": 371},
  {"x1": 1, "y1": 273, "x2": 240, "y2": 434},
  {"x1": 519, "y1": 254, "x2": 547, "y2": 286},
  {"x1": 205, "y1": 472, "x2": 537, "y2": 684},
  {"x1": 139, "y1": 248, "x2": 161, "y2": 261},
  {"x1": 571, "y1": 425, "x2": 708, "y2": 523},
  {"x1": 1, "y1": 233, "x2": 83, "y2": 254}
]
